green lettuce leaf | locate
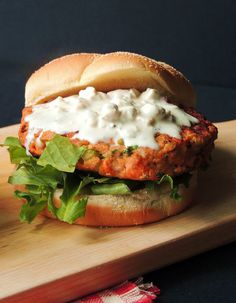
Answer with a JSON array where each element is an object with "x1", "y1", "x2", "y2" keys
[
  {"x1": 156, "y1": 174, "x2": 181, "y2": 200},
  {"x1": 60, "y1": 174, "x2": 93, "y2": 203},
  {"x1": 15, "y1": 189, "x2": 50, "y2": 223},
  {"x1": 37, "y1": 135, "x2": 87, "y2": 172},
  {"x1": 3, "y1": 136, "x2": 90, "y2": 224},
  {"x1": 91, "y1": 183, "x2": 131, "y2": 195},
  {"x1": 3, "y1": 136, "x2": 23, "y2": 148},
  {"x1": 19, "y1": 201, "x2": 47, "y2": 223},
  {"x1": 56, "y1": 197, "x2": 88, "y2": 224},
  {"x1": 155, "y1": 173, "x2": 192, "y2": 200},
  {"x1": 2, "y1": 136, "x2": 193, "y2": 224},
  {"x1": 9, "y1": 164, "x2": 63, "y2": 188},
  {"x1": 56, "y1": 173, "x2": 92, "y2": 223},
  {"x1": 1, "y1": 137, "x2": 30, "y2": 164},
  {"x1": 10, "y1": 162, "x2": 63, "y2": 223}
]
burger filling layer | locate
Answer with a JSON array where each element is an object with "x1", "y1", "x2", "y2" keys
[
  {"x1": 3, "y1": 87, "x2": 218, "y2": 224},
  {"x1": 19, "y1": 87, "x2": 217, "y2": 180}
]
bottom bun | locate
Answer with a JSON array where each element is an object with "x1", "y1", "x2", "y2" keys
[{"x1": 42, "y1": 171, "x2": 197, "y2": 226}]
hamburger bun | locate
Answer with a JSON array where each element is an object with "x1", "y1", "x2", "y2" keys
[
  {"x1": 25, "y1": 52, "x2": 196, "y2": 108},
  {"x1": 17, "y1": 52, "x2": 200, "y2": 227}
]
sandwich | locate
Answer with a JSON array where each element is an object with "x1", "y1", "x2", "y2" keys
[{"x1": 3, "y1": 52, "x2": 218, "y2": 226}]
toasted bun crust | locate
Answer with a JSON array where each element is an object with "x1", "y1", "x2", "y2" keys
[
  {"x1": 25, "y1": 52, "x2": 196, "y2": 108},
  {"x1": 41, "y1": 171, "x2": 197, "y2": 227}
]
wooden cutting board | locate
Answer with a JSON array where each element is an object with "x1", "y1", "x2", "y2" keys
[{"x1": 0, "y1": 121, "x2": 236, "y2": 303}]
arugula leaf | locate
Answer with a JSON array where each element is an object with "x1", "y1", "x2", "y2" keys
[
  {"x1": 91, "y1": 183, "x2": 131, "y2": 195},
  {"x1": 37, "y1": 135, "x2": 86, "y2": 172}
]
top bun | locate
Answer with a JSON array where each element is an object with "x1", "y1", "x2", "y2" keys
[{"x1": 25, "y1": 52, "x2": 196, "y2": 107}]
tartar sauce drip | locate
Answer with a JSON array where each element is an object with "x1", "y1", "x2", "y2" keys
[{"x1": 25, "y1": 87, "x2": 198, "y2": 152}]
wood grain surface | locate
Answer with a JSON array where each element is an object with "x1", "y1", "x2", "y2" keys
[{"x1": 0, "y1": 121, "x2": 236, "y2": 303}]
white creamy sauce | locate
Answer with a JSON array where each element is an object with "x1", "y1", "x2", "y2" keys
[{"x1": 25, "y1": 87, "x2": 198, "y2": 153}]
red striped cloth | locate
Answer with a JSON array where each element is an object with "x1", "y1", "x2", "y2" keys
[{"x1": 75, "y1": 278, "x2": 160, "y2": 303}]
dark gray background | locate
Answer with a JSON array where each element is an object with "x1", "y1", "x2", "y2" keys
[{"x1": 0, "y1": 1, "x2": 235, "y2": 302}]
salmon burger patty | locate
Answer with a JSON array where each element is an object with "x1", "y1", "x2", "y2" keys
[{"x1": 19, "y1": 106, "x2": 217, "y2": 181}]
